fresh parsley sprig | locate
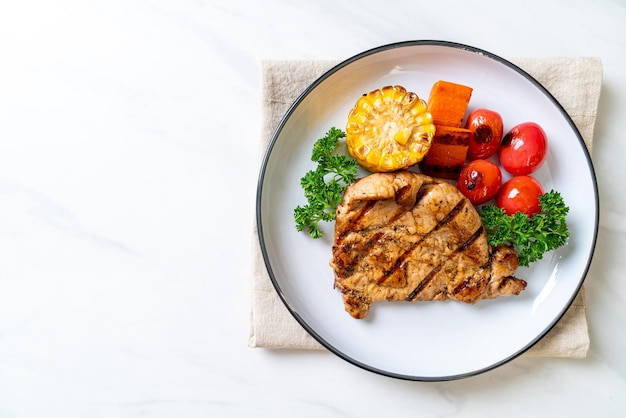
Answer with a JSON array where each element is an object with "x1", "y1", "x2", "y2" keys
[
  {"x1": 478, "y1": 190, "x2": 570, "y2": 267},
  {"x1": 294, "y1": 127, "x2": 358, "y2": 238}
]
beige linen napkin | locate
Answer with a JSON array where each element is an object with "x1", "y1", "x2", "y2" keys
[{"x1": 249, "y1": 57, "x2": 603, "y2": 358}]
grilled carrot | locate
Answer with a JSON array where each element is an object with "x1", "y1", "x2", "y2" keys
[
  {"x1": 427, "y1": 80, "x2": 473, "y2": 128},
  {"x1": 420, "y1": 125, "x2": 473, "y2": 179}
]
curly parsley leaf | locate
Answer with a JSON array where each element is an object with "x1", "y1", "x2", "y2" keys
[
  {"x1": 294, "y1": 128, "x2": 358, "y2": 238},
  {"x1": 478, "y1": 191, "x2": 570, "y2": 267}
]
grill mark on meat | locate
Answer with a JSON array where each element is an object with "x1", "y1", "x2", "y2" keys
[
  {"x1": 388, "y1": 206, "x2": 408, "y2": 224},
  {"x1": 405, "y1": 264, "x2": 442, "y2": 301},
  {"x1": 406, "y1": 224, "x2": 485, "y2": 301},
  {"x1": 335, "y1": 203, "x2": 410, "y2": 277},
  {"x1": 336, "y1": 201, "x2": 377, "y2": 243},
  {"x1": 455, "y1": 225, "x2": 487, "y2": 264},
  {"x1": 338, "y1": 199, "x2": 408, "y2": 243},
  {"x1": 356, "y1": 200, "x2": 377, "y2": 223},
  {"x1": 395, "y1": 184, "x2": 412, "y2": 205},
  {"x1": 376, "y1": 198, "x2": 467, "y2": 288},
  {"x1": 338, "y1": 185, "x2": 480, "y2": 286},
  {"x1": 414, "y1": 183, "x2": 437, "y2": 207},
  {"x1": 433, "y1": 195, "x2": 467, "y2": 229},
  {"x1": 459, "y1": 226, "x2": 484, "y2": 252},
  {"x1": 331, "y1": 172, "x2": 526, "y2": 319},
  {"x1": 342, "y1": 230, "x2": 384, "y2": 276}
]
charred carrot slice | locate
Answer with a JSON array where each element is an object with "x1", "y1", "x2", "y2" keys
[
  {"x1": 420, "y1": 125, "x2": 473, "y2": 179},
  {"x1": 427, "y1": 80, "x2": 473, "y2": 128}
]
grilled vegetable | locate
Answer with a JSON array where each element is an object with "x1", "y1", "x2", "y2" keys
[
  {"x1": 499, "y1": 122, "x2": 548, "y2": 175},
  {"x1": 497, "y1": 175, "x2": 544, "y2": 216},
  {"x1": 427, "y1": 80, "x2": 473, "y2": 127},
  {"x1": 420, "y1": 125, "x2": 472, "y2": 179},
  {"x1": 457, "y1": 159, "x2": 502, "y2": 205},
  {"x1": 346, "y1": 85, "x2": 435, "y2": 172},
  {"x1": 465, "y1": 108, "x2": 504, "y2": 160}
]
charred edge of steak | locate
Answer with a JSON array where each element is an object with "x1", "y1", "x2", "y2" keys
[
  {"x1": 499, "y1": 277, "x2": 525, "y2": 291},
  {"x1": 342, "y1": 289, "x2": 371, "y2": 319}
]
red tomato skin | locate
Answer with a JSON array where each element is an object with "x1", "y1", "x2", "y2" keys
[
  {"x1": 496, "y1": 175, "x2": 544, "y2": 216},
  {"x1": 498, "y1": 122, "x2": 548, "y2": 175},
  {"x1": 457, "y1": 159, "x2": 502, "y2": 205},
  {"x1": 465, "y1": 109, "x2": 504, "y2": 160}
]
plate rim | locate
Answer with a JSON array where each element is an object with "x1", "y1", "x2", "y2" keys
[{"x1": 255, "y1": 39, "x2": 599, "y2": 381}]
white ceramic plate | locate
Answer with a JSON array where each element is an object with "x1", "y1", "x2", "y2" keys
[{"x1": 256, "y1": 41, "x2": 598, "y2": 381}]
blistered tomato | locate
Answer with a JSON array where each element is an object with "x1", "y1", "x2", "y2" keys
[
  {"x1": 499, "y1": 122, "x2": 548, "y2": 175},
  {"x1": 465, "y1": 109, "x2": 504, "y2": 160},
  {"x1": 496, "y1": 175, "x2": 544, "y2": 216},
  {"x1": 457, "y1": 159, "x2": 502, "y2": 205}
]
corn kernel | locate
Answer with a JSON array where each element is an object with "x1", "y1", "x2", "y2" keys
[{"x1": 346, "y1": 86, "x2": 435, "y2": 172}]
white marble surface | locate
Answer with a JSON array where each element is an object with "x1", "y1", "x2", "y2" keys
[{"x1": 0, "y1": 0, "x2": 625, "y2": 416}]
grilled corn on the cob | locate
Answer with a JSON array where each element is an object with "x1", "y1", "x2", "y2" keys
[{"x1": 346, "y1": 85, "x2": 435, "y2": 172}]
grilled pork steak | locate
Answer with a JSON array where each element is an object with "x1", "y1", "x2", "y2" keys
[{"x1": 330, "y1": 171, "x2": 526, "y2": 319}]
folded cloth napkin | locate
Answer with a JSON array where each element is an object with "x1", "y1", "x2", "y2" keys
[{"x1": 249, "y1": 57, "x2": 603, "y2": 358}]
